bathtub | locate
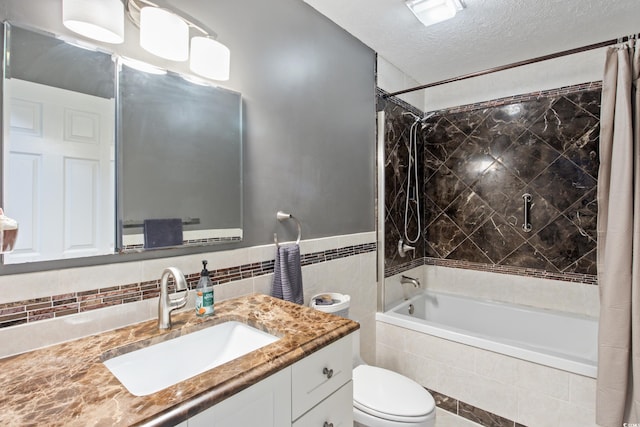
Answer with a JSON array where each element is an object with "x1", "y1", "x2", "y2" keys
[{"x1": 376, "y1": 290, "x2": 598, "y2": 378}]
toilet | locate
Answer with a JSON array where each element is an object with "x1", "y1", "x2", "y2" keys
[
  {"x1": 309, "y1": 294, "x2": 435, "y2": 427},
  {"x1": 352, "y1": 331, "x2": 436, "y2": 427}
]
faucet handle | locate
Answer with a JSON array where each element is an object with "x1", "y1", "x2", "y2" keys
[{"x1": 398, "y1": 239, "x2": 416, "y2": 258}]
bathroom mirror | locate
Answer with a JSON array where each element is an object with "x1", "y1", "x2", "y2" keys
[
  {"x1": 117, "y1": 64, "x2": 243, "y2": 251},
  {"x1": 2, "y1": 23, "x2": 243, "y2": 264},
  {"x1": 2, "y1": 24, "x2": 116, "y2": 264}
]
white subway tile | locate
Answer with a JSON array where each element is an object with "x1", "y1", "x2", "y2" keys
[
  {"x1": 556, "y1": 400, "x2": 597, "y2": 427},
  {"x1": 376, "y1": 321, "x2": 406, "y2": 350},
  {"x1": 437, "y1": 363, "x2": 518, "y2": 420},
  {"x1": 474, "y1": 349, "x2": 518, "y2": 385},
  {"x1": 60, "y1": 262, "x2": 142, "y2": 291},
  {"x1": 214, "y1": 278, "x2": 253, "y2": 302},
  {"x1": 252, "y1": 274, "x2": 273, "y2": 296},
  {"x1": 0, "y1": 270, "x2": 60, "y2": 303},
  {"x1": 515, "y1": 359, "x2": 570, "y2": 401},
  {"x1": 516, "y1": 388, "x2": 562, "y2": 427},
  {"x1": 0, "y1": 299, "x2": 154, "y2": 358},
  {"x1": 569, "y1": 373, "x2": 596, "y2": 409},
  {"x1": 404, "y1": 330, "x2": 476, "y2": 370}
]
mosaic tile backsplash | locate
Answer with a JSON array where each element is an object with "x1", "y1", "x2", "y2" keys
[
  {"x1": 382, "y1": 83, "x2": 601, "y2": 283},
  {"x1": 0, "y1": 242, "x2": 375, "y2": 329}
]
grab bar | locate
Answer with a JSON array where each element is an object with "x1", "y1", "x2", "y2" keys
[
  {"x1": 522, "y1": 193, "x2": 532, "y2": 232},
  {"x1": 274, "y1": 211, "x2": 302, "y2": 247}
]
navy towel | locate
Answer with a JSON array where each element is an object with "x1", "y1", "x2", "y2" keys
[
  {"x1": 143, "y1": 218, "x2": 183, "y2": 249},
  {"x1": 271, "y1": 244, "x2": 304, "y2": 304}
]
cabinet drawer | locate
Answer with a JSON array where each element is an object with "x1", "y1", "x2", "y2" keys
[
  {"x1": 292, "y1": 334, "x2": 352, "y2": 419},
  {"x1": 293, "y1": 381, "x2": 353, "y2": 427}
]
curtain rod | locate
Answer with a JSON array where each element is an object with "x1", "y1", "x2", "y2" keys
[{"x1": 383, "y1": 33, "x2": 638, "y2": 98}]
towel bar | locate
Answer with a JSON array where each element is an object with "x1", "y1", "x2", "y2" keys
[{"x1": 274, "y1": 211, "x2": 301, "y2": 247}]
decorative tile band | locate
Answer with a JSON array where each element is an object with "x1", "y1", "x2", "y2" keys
[
  {"x1": 0, "y1": 242, "x2": 376, "y2": 329},
  {"x1": 377, "y1": 81, "x2": 603, "y2": 117},
  {"x1": 384, "y1": 257, "x2": 424, "y2": 277},
  {"x1": 385, "y1": 256, "x2": 598, "y2": 286},
  {"x1": 433, "y1": 81, "x2": 602, "y2": 115},
  {"x1": 428, "y1": 388, "x2": 526, "y2": 427}
]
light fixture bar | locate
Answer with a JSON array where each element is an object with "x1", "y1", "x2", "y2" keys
[{"x1": 125, "y1": 0, "x2": 217, "y2": 39}]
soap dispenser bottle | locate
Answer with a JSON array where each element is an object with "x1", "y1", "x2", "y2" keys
[{"x1": 195, "y1": 260, "x2": 214, "y2": 317}]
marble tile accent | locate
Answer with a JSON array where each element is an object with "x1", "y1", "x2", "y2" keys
[
  {"x1": 0, "y1": 294, "x2": 359, "y2": 426},
  {"x1": 459, "y1": 401, "x2": 516, "y2": 427},
  {"x1": 381, "y1": 82, "x2": 600, "y2": 284},
  {"x1": 0, "y1": 242, "x2": 375, "y2": 329}
]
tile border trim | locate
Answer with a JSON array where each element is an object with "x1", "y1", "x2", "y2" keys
[
  {"x1": 385, "y1": 257, "x2": 598, "y2": 286},
  {"x1": 377, "y1": 81, "x2": 603, "y2": 117},
  {"x1": 0, "y1": 242, "x2": 376, "y2": 329},
  {"x1": 436, "y1": 81, "x2": 602, "y2": 115},
  {"x1": 428, "y1": 388, "x2": 526, "y2": 427}
]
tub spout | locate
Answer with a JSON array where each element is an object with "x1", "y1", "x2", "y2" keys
[{"x1": 400, "y1": 275, "x2": 420, "y2": 288}]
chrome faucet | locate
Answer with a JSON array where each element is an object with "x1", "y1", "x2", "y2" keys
[
  {"x1": 158, "y1": 267, "x2": 189, "y2": 330},
  {"x1": 400, "y1": 275, "x2": 420, "y2": 288}
]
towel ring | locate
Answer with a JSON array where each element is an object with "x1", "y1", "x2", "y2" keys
[{"x1": 274, "y1": 211, "x2": 301, "y2": 247}]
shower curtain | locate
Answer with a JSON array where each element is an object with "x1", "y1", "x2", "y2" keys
[{"x1": 597, "y1": 39, "x2": 640, "y2": 427}]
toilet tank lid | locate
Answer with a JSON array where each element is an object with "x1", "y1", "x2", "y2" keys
[{"x1": 353, "y1": 365, "x2": 435, "y2": 417}]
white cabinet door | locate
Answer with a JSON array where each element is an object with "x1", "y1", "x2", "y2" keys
[{"x1": 188, "y1": 367, "x2": 292, "y2": 427}]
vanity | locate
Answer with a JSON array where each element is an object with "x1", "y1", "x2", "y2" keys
[{"x1": 0, "y1": 294, "x2": 358, "y2": 426}]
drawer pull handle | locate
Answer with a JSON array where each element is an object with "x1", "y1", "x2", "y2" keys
[
  {"x1": 323, "y1": 422, "x2": 334, "y2": 427},
  {"x1": 322, "y1": 367, "x2": 334, "y2": 379}
]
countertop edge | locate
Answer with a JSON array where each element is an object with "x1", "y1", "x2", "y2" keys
[{"x1": 138, "y1": 322, "x2": 359, "y2": 427}]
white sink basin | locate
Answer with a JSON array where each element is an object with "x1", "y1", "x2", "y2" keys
[{"x1": 103, "y1": 321, "x2": 279, "y2": 396}]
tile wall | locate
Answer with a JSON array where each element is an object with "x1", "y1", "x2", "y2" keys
[
  {"x1": 0, "y1": 232, "x2": 377, "y2": 361},
  {"x1": 381, "y1": 82, "x2": 601, "y2": 284},
  {"x1": 377, "y1": 321, "x2": 597, "y2": 427}
]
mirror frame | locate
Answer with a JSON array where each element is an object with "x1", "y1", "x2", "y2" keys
[{"x1": 0, "y1": 21, "x2": 245, "y2": 273}]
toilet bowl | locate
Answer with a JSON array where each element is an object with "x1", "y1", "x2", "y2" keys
[
  {"x1": 308, "y1": 296, "x2": 435, "y2": 426},
  {"x1": 353, "y1": 364, "x2": 436, "y2": 427},
  {"x1": 351, "y1": 332, "x2": 436, "y2": 427}
]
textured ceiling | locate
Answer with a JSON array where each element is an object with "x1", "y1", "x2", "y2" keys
[{"x1": 302, "y1": 0, "x2": 639, "y2": 86}]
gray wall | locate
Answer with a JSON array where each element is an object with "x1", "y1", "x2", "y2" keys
[
  {"x1": 0, "y1": 0, "x2": 376, "y2": 272},
  {"x1": 177, "y1": 0, "x2": 376, "y2": 244}
]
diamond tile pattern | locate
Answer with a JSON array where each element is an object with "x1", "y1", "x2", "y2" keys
[{"x1": 383, "y1": 88, "x2": 600, "y2": 275}]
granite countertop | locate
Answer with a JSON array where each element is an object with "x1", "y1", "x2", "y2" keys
[{"x1": 0, "y1": 293, "x2": 359, "y2": 426}]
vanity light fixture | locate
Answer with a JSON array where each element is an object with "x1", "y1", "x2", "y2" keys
[
  {"x1": 405, "y1": 0, "x2": 465, "y2": 27},
  {"x1": 139, "y1": 6, "x2": 189, "y2": 61},
  {"x1": 61, "y1": 0, "x2": 231, "y2": 81},
  {"x1": 62, "y1": 0, "x2": 124, "y2": 44},
  {"x1": 190, "y1": 36, "x2": 231, "y2": 81}
]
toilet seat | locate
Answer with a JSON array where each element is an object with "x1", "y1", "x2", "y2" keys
[{"x1": 353, "y1": 365, "x2": 435, "y2": 423}]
